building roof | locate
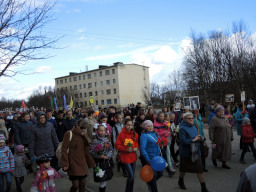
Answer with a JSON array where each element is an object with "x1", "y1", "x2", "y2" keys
[{"x1": 55, "y1": 63, "x2": 149, "y2": 80}]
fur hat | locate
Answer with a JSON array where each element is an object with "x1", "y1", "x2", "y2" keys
[
  {"x1": 142, "y1": 120, "x2": 153, "y2": 129},
  {"x1": 0, "y1": 134, "x2": 6, "y2": 143},
  {"x1": 36, "y1": 153, "x2": 52, "y2": 165},
  {"x1": 242, "y1": 117, "x2": 250, "y2": 125},
  {"x1": 16, "y1": 145, "x2": 25, "y2": 153}
]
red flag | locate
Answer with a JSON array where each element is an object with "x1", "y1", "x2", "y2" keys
[{"x1": 22, "y1": 100, "x2": 27, "y2": 108}]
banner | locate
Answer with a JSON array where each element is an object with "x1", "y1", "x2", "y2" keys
[
  {"x1": 70, "y1": 96, "x2": 73, "y2": 109},
  {"x1": 54, "y1": 97, "x2": 58, "y2": 110},
  {"x1": 63, "y1": 95, "x2": 67, "y2": 110},
  {"x1": 48, "y1": 96, "x2": 54, "y2": 107},
  {"x1": 21, "y1": 100, "x2": 27, "y2": 108}
]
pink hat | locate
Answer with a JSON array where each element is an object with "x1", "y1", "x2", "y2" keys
[
  {"x1": 16, "y1": 145, "x2": 24, "y2": 153},
  {"x1": 142, "y1": 120, "x2": 153, "y2": 129}
]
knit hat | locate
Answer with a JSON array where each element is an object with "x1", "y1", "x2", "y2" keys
[
  {"x1": 242, "y1": 117, "x2": 250, "y2": 125},
  {"x1": 16, "y1": 145, "x2": 25, "y2": 153},
  {"x1": 215, "y1": 106, "x2": 224, "y2": 113},
  {"x1": 36, "y1": 153, "x2": 52, "y2": 165},
  {"x1": 0, "y1": 134, "x2": 6, "y2": 143},
  {"x1": 142, "y1": 120, "x2": 153, "y2": 129}
]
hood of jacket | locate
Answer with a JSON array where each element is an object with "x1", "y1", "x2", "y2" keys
[
  {"x1": 180, "y1": 120, "x2": 193, "y2": 127},
  {"x1": 36, "y1": 111, "x2": 47, "y2": 127}
]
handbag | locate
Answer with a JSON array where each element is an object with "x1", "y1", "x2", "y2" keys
[{"x1": 190, "y1": 142, "x2": 200, "y2": 162}]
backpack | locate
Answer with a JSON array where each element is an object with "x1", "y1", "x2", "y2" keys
[{"x1": 56, "y1": 131, "x2": 72, "y2": 160}]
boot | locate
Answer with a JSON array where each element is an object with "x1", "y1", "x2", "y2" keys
[
  {"x1": 201, "y1": 183, "x2": 209, "y2": 192},
  {"x1": 212, "y1": 160, "x2": 217, "y2": 167},
  {"x1": 99, "y1": 187, "x2": 106, "y2": 192},
  {"x1": 178, "y1": 177, "x2": 186, "y2": 190}
]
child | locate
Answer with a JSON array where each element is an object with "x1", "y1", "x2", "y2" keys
[
  {"x1": 94, "y1": 115, "x2": 112, "y2": 141},
  {"x1": 112, "y1": 114, "x2": 127, "y2": 176},
  {"x1": 91, "y1": 125, "x2": 114, "y2": 192},
  {"x1": 0, "y1": 134, "x2": 14, "y2": 192},
  {"x1": 116, "y1": 119, "x2": 139, "y2": 192},
  {"x1": 14, "y1": 145, "x2": 32, "y2": 192},
  {"x1": 31, "y1": 154, "x2": 62, "y2": 192},
  {"x1": 240, "y1": 118, "x2": 256, "y2": 164}
]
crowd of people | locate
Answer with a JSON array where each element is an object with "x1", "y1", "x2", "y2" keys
[{"x1": 0, "y1": 100, "x2": 256, "y2": 192}]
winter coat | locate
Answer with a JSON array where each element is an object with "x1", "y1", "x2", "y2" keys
[
  {"x1": 29, "y1": 112, "x2": 59, "y2": 158},
  {"x1": 179, "y1": 120, "x2": 201, "y2": 158},
  {"x1": 134, "y1": 116, "x2": 145, "y2": 138},
  {"x1": 30, "y1": 167, "x2": 61, "y2": 192},
  {"x1": 154, "y1": 118, "x2": 170, "y2": 138},
  {"x1": 208, "y1": 112, "x2": 215, "y2": 124},
  {"x1": 249, "y1": 108, "x2": 256, "y2": 133},
  {"x1": 0, "y1": 145, "x2": 14, "y2": 173},
  {"x1": 58, "y1": 118, "x2": 76, "y2": 142},
  {"x1": 0, "y1": 119, "x2": 8, "y2": 140},
  {"x1": 107, "y1": 113, "x2": 116, "y2": 127},
  {"x1": 14, "y1": 154, "x2": 31, "y2": 177},
  {"x1": 236, "y1": 163, "x2": 256, "y2": 192},
  {"x1": 209, "y1": 115, "x2": 232, "y2": 161},
  {"x1": 115, "y1": 127, "x2": 138, "y2": 164},
  {"x1": 48, "y1": 118, "x2": 58, "y2": 131},
  {"x1": 112, "y1": 123, "x2": 123, "y2": 145},
  {"x1": 90, "y1": 135, "x2": 114, "y2": 159},
  {"x1": 61, "y1": 126, "x2": 96, "y2": 176},
  {"x1": 14, "y1": 120, "x2": 33, "y2": 145},
  {"x1": 84, "y1": 117, "x2": 97, "y2": 141},
  {"x1": 144, "y1": 114, "x2": 156, "y2": 123},
  {"x1": 193, "y1": 114, "x2": 204, "y2": 137},
  {"x1": 241, "y1": 125, "x2": 256, "y2": 143},
  {"x1": 235, "y1": 108, "x2": 249, "y2": 136},
  {"x1": 140, "y1": 131, "x2": 161, "y2": 163}
]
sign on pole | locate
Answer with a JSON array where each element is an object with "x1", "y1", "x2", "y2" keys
[
  {"x1": 90, "y1": 96, "x2": 94, "y2": 104},
  {"x1": 241, "y1": 91, "x2": 245, "y2": 101},
  {"x1": 225, "y1": 94, "x2": 234, "y2": 103}
]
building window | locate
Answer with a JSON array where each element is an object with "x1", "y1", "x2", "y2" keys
[
  {"x1": 113, "y1": 79, "x2": 116, "y2": 84},
  {"x1": 65, "y1": 79, "x2": 67, "y2": 83},
  {"x1": 101, "y1": 90, "x2": 104, "y2": 95},
  {"x1": 73, "y1": 77, "x2": 77, "y2": 81},
  {"x1": 105, "y1": 70, "x2": 110, "y2": 75},
  {"x1": 106, "y1": 80, "x2": 110, "y2": 85},
  {"x1": 60, "y1": 80, "x2": 63, "y2": 84},
  {"x1": 75, "y1": 94, "x2": 78, "y2": 98},
  {"x1": 100, "y1": 81, "x2": 103, "y2": 86},
  {"x1": 56, "y1": 80, "x2": 59, "y2": 84},
  {"x1": 89, "y1": 92, "x2": 93, "y2": 96},
  {"x1": 114, "y1": 99, "x2": 117, "y2": 104},
  {"x1": 94, "y1": 72, "x2": 97, "y2": 77},
  {"x1": 79, "y1": 84, "x2": 82, "y2": 89},
  {"x1": 79, "y1": 76, "x2": 81, "y2": 80},
  {"x1": 80, "y1": 93, "x2": 82, "y2": 98},
  {"x1": 83, "y1": 75, "x2": 85, "y2": 80},
  {"x1": 84, "y1": 92, "x2": 87, "y2": 97},
  {"x1": 95, "y1": 91, "x2": 98, "y2": 96},
  {"x1": 100, "y1": 71, "x2": 102, "y2": 76},
  {"x1": 88, "y1": 74, "x2": 91, "y2": 79},
  {"x1": 106, "y1": 89, "x2": 111, "y2": 95},
  {"x1": 74, "y1": 85, "x2": 77, "y2": 90},
  {"x1": 88, "y1": 83, "x2": 92, "y2": 88},
  {"x1": 112, "y1": 69, "x2": 115, "y2": 74},
  {"x1": 57, "y1": 88, "x2": 59, "y2": 92},
  {"x1": 113, "y1": 89, "x2": 117, "y2": 94},
  {"x1": 70, "y1": 86, "x2": 72, "y2": 90},
  {"x1": 83, "y1": 84, "x2": 86, "y2": 88},
  {"x1": 101, "y1": 100, "x2": 104, "y2": 105},
  {"x1": 96, "y1": 100, "x2": 98, "y2": 105},
  {"x1": 69, "y1": 78, "x2": 71, "y2": 82},
  {"x1": 85, "y1": 101, "x2": 87, "y2": 107},
  {"x1": 94, "y1": 82, "x2": 97, "y2": 87},
  {"x1": 107, "y1": 99, "x2": 111, "y2": 104}
]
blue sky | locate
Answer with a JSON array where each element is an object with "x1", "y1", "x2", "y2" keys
[{"x1": 1, "y1": 0, "x2": 256, "y2": 100}]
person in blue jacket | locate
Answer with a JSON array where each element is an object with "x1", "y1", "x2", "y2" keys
[
  {"x1": 140, "y1": 120, "x2": 163, "y2": 192},
  {"x1": 179, "y1": 112, "x2": 209, "y2": 192}
]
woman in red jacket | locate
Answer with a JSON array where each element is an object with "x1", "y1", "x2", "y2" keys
[
  {"x1": 240, "y1": 117, "x2": 256, "y2": 164},
  {"x1": 115, "y1": 119, "x2": 139, "y2": 192}
]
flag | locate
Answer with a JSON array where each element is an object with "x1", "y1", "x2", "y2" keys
[
  {"x1": 48, "y1": 96, "x2": 54, "y2": 107},
  {"x1": 63, "y1": 95, "x2": 67, "y2": 110},
  {"x1": 21, "y1": 100, "x2": 27, "y2": 108},
  {"x1": 70, "y1": 96, "x2": 73, "y2": 109},
  {"x1": 54, "y1": 97, "x2": 58, "y2": 110}
]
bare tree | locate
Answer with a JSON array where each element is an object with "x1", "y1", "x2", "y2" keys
[{"x1": 0, "y1": 0, "x2": 59, "y2": 77}]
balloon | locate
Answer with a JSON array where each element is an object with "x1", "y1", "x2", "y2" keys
[
  {"x1": 140, "y1": 165, "x2": 154, "y2": 182},
  {"x1": 150, "y1": 156, "x2": 166, "y2": 171}
]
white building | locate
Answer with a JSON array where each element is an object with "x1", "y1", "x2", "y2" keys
[{"x1": 55, "y1": 62, "x2": 150, "y2": 108}]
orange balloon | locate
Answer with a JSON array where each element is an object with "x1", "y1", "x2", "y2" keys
[{"x1": 140, "y1": 165, "x2": 154, "y2": 182}]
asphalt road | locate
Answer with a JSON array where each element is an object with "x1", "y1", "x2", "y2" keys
[{"x1": 7, "y1": 125, "x2": 255, "y2": 192}]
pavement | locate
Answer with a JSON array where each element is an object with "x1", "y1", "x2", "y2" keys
[{"x1": 7, "y1": 125, "x2": 255, "y2": 192}]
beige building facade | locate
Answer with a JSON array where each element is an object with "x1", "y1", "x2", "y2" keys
[{"x1": 55, "y1": 63, "x2": 150, "y2": 108}]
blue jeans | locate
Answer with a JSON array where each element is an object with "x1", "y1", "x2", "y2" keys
[
  {"x1": 147, "y1": 170, "x2": 163, "y2": 192},
  {"x1": 124, "y1": 162, "x2": 136, "y2": 192},
  {"x1": 0, "y1": 172, "x2": 12, "y2": 192}
]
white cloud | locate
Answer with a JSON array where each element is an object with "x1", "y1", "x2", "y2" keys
[
  {"x1": 35, "y1": 66, "x2": 53, "y2": 73},
  {"x1": 73, "y1": 9, "x2": 81, "y2": 13}
]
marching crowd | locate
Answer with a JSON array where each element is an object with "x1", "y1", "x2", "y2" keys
[{"x1": 0, "y1": 100, "x2": 256, "y2": 192}]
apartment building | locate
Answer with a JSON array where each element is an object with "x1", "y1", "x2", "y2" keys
[{"x1": 55, "y1": 62, "x2": 150, "y2": 107}]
